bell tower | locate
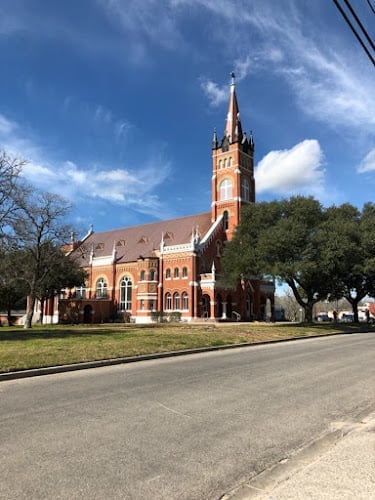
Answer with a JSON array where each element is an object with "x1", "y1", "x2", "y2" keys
[{"x1": 211, "y1": 73, "x2": 255, "y2": 240}]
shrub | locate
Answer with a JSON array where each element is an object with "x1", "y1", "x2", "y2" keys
[
  {"x1": 168, "y1": 312, "x2": 181, "y2": 323},
  {"x1": 151, "y1": 310, "x2": 166, "y2": 323}
]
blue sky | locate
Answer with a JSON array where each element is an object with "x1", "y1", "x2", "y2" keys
[{"x1": 0, "y1": 0, "x2": 374, "y2": 235}]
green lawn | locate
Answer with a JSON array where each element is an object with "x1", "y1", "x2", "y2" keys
[{"x1": 0, "y1": 322, "x2": 372, "y2": 373}]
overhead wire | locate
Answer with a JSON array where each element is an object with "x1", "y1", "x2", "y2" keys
[
  {"x1": 332, "y1": 0, "x2": 375, "y2": 66},
  {"x1": 343, "y1": 0, "x2": 375, "y2": 50},
  {"x1": 365, "y1": 0, "x2": 375, "y2": 16}
]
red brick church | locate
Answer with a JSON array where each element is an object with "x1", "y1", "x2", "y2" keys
[{"x1": 54, "y1": 74, "x2": 275, "y2": 324}]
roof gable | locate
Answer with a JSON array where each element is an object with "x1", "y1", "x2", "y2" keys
[{"x1": 75, "y1": 212, "x2": 213, "y2": 264}]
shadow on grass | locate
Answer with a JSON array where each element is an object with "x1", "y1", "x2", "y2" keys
[
  {"x1": 1, "y1": 321, "x2": 372, "y2": 342},
  {"x1": 276, "y1": 321, "x2": 374, "y2": 333},
  {"x1": 0, "y1": 326, "x2": 142, "y2": 341}
]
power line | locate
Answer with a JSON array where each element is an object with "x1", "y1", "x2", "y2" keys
[
  {"x1": 332, "y1": 0, "x2": 375, "y2": 66},
  {"x1": 365, "y1": 0, "x2": 375, "y2": 16},
  {"x1": 343, "y1": 0, "x2": 375, "y2": 50}
]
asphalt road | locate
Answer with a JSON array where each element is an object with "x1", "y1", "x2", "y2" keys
[{"x1": 1, "y1": 332, "x2": 374, "y2": 500}]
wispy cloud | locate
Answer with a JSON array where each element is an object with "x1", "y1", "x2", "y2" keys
[
  {"x1": 255, "y1": 139, "x2": 325, "y2": 197},
  {"x1": 357, "y1": 149, "x2": 375, "y2": 174},
  {"x1": 98, "y1": 0, "x2": 185, "y2": 56},
  {"x1": 0, "y1": 110, "x2": 170, "y2": 217},
  {"x1": 63, "y1": 98, "x2": 134, "y2": 143},
  {"x1": 200, "y1": 58, "x2": 259, "y2": 107},
  {"x1": 200, "y1": 79, "x2": 227, "y2": 107},
  {"x1": 0, "y1": 114, "x2": 17, "y2": 135},
  {"x1": 194, "y1": 1, "x2": 375, "y2": 136}
]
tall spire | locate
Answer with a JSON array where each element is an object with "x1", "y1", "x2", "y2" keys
[
  {"x1": 212, "y1": 127, "x2": 218, "y2": 149},
  {"x1": 223, "y1": 72, "x2": 243, "y2": 144}
]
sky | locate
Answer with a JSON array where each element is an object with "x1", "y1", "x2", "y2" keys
[{"x1": 0, "y1": 0, "x2": 374, "y2": 236}]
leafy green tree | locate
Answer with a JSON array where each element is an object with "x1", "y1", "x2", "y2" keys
[
  {"x1": 34, "y1": 244, "x2": 87, "y2": 324},
  {"x1": 0, "y1": 248, "x2": 28, "y2": 325},
  {"x1": 317, "y1": 203, "x2": 375, "y2": 322},
  {"x1": 360, "y1": 202, "x2": 375, "y2": 296},
  {"x1": 222, "y1": 197, "x2": 332, "y2": 322},
  {"x1": 220, "y1": 200, "x2": 281, "y2": 286},
  {"x1": 317, "y1": 204, "x2": 361, "y2": 321}
]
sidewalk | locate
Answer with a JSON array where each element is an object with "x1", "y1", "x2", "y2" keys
[{"x1": 225, "y1": 411, "x2": 375, "y2": 500}]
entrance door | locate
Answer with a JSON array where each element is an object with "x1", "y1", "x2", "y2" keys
[
  {"x1": 216, "y1": 294, "x2": 223, "y2": 319},
  {"x1": 202, "y1": 295, "x2": 211, "y2": 318},
  {"x1": 83, "y1": 305, "x2": 93, "y2": 323}
]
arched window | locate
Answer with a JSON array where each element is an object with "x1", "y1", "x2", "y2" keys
[
  {"x1": 218, "y1": 160, "x2": 222, "y2": 169},
  {"x1": 165, "y1": 292, "x2": 172, "y2": 310},
  {"x1": 223, "y1": 210, "x2": 229, "y2": 231},
  {"x1": 182, "y1": 292, "x2": 189, "y2": 310},
  {"x1": 140, "y1": 270, "x2": 146, "y2": 281},
  {"x1": 119, "y1": 276, "x2": 132, "y2": 311},
  {"x1": 96, "y1": 278, "x2": 107, "y2": 298},
  {"x1": 173, "y1": 292, "x2": 180, "y2": 310},
  {"x1": 76, "y1": 284, "x2": 86, "y2": 299},
  {"x1": 182, "y1": 266, "x2": 188, "y2": 278},
  {"x1": 228, "y1": 157, "x2": 233, "y2": 166},
  {"x1": 223, "y1": 158, "x2": 227, "y2": 168},
  {"x1": 150, "y1": 269, "x2": 156, "y2": 281},
  {"x1": 174, "y1": 267, "x2": 179, "y2": 279},
  {"x1": 166, "y1": 268, "x2": 171, "y2": 279},
  {"x1": 220, "y1": 179, "x2": 232, "y2": 201},
  {"x1": 241, "y1": 178, "x2": 250, "y2": 201}
]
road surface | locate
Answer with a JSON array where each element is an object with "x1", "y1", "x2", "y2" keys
[{"x1": 1, "y1": 332, "x2": 374, "y2": 499}]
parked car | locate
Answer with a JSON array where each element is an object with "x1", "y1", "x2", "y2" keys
[
  {"x1": 340, "y1": 313, "x2": 354, "y2": 323},
  {"x1": 316, "y1": 313, "x2": 331, "y2": 322}
]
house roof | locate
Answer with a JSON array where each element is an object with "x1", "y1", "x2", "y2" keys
[{"x1": 74, "y1": 212, "x2": 213, "y2": 265}]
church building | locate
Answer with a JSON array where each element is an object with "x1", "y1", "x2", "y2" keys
[{"x1": 56, "y1": 74, "x2": 275, "y2": 324}]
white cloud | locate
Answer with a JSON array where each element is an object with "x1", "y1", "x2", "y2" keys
[
  {"x1": 94, "y1": 105, "x2": 113, "y2": 124},
  {"x1": 0, "y1": 113, "x2": 17, "y2": 135},
  {"x1": 0, "y1": 110, "x2": 170, "y2": 216},
  {"x1": 357, "y1": 149, "x2": 375, "y2": 174},
  {"x1": 24, "y1": 157, "x2": 171, "y2": 214},
  {"x1": 200, "y1": 58, "x2": 256, "y2": 107},
  {"x1": 115, "y1": 121, "x2": 133, "y2": 141},
  {"x1": 255, "y1": 139, "x2": 325, "y2": 196},
  {"x1": 200, "y1": 79, "x2": 227, "y2": 107},
  {"x1": 194, "y1": 1, "x2": 375, "y2": 136}
]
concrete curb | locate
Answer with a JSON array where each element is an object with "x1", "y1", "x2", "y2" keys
[
  {"x1": 0, "y1": 329, "x2": 368, "y2": 382},
  {"x1": 221, "y1": 409, "x2": 375, "y2": 499}
]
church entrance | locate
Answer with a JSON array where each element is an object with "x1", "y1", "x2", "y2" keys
[
  {"x1": 202, "y1": 295, "x2": 211, "y2": 319},
  {"x1": 83, "y1": 305, "x2": 93, "y2": 323},
  {"x1": 216, "y1": 294, "x2": 223, "y2": 318}
]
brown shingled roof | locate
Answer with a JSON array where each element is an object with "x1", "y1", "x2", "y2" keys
[{"x1": 75, "y1": 212, "x2": 212, "y2": 264}]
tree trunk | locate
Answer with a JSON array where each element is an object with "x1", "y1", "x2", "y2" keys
[
  {"x1": 286, "y1": 279, "x2": 315, "y2": 323},
  {"x1": 24, "y1": 292, "x2": 36, "y2": 328},
  {"x1": 352, "y1": 299, "x2": 360, "y2": 323},
  {"x1": 40, "y1": 296, "x2": 45, "y2": 325},
  {"x1": 7, "y1": 305, "x2": 13, "y2": 327},
  {"x1": 303, "y1": 302, "x2": 314, "y2": 323},
  {"x1": 345, "y1": 293, "x2": 365, "y2": 323}
]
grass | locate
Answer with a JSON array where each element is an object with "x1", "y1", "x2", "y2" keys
[{"x1": 0, "y1": 321, "x2": 373, "y2": 373}]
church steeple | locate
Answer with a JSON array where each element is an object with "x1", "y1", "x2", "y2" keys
[
  {"x1": 223, "y1": 72, "x2": 243, "y2": 145},
  {"x1": 211, "y1": 73, "x2": 256, "y2": 239}
]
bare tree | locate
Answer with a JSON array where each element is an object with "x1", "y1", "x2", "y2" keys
[
  {"x1": 276, "y1": 287, "x2": 301, "y2": 322},
  {"x1": 14, "y1": 191, "x2": 74, "y2": 328},
  {"x1": 0, "y1": 151, "x2": 26, "y2": 243}
]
